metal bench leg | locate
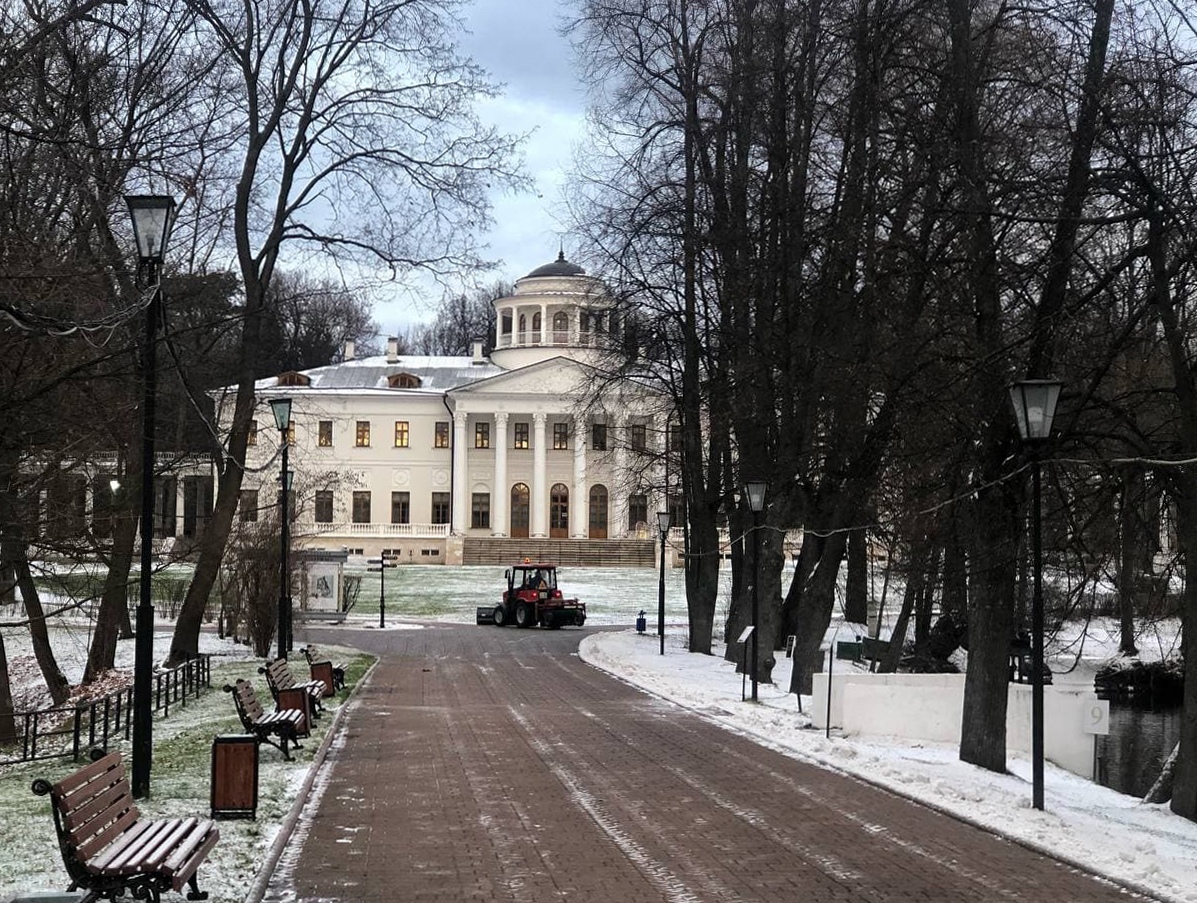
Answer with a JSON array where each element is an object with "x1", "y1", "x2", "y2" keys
[{"x1": 186, "y1": 872, "x2": 210, "y2": 901}]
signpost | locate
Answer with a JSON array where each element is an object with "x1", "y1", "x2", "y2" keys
[{"x1": 366, "y1": 555, "x2": 398, "y2": 628}]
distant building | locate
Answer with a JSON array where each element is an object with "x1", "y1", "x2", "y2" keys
[{"x1": 227, "y1": 254, "x2": 673, "y2": 565}]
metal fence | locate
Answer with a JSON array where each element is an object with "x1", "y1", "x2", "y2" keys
[{"x1": 0, "y1": 653, "x2": 212, "y2": 766}]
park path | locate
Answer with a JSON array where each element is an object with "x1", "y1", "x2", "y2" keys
[{"x1": 266, "y1": 624, "x2": 1145, "y2": 902}]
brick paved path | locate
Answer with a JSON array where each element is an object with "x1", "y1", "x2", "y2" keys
[{"x1": 268, "y1": 625, "x2": 1146, "y2": 902}]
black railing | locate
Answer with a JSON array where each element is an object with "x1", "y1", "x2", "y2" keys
[{"x1": 0, "y1": 653, "x2": 212, "y2": 766}]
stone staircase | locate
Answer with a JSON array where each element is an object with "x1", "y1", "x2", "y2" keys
[{"x1": 462, "y1": 537, "x2": 655, "y2": 567}]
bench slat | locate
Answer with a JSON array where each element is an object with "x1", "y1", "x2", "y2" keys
[
  {"x1": 73, "y1": 803, "x2": 142, "y2": 862},
  {"x1": 86, "y1": 817, "x2": 159, "y2": 874},
  {"x1": 52, "y1": 752, "x2": 123, "y2": 799},
  {"x1": 161, "y1": 820, "x2": 216, "y2": 875},
  {"x1": 60, "y1": 774, "x2": 134, "y2": 834},
  {"x1": 167, "y1": 825, "x2": 221, "y2": 891}
]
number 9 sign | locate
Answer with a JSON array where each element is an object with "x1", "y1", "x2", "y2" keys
[{"x1": 1083, "y1": 700, "x2": 1110, "y2": 736}]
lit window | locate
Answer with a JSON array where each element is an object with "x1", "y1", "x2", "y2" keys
[
  {"x1": 356, "y1": 421, "x2": 371, "y2": 447},
  {"x1": 247, "y1": 421, "x2": 258, "y2": 446},
  {"x1": 514, "y1": 422, "x2": 529, "y2": 449},
  {"x1": 435, "y1": 421, "x2": 449, "y2": 448},
  {"x1": 475, "y1": 422, "x2": 490, "y2": 449},
  {"x1": 318, "y1": 421, "x2": 333, "y2": 447},
  {"x1": 394, "y1": 421, "x2": 409, "y2": 448},
  {"x1": 553, "y1": 422, "x2": 569, "y2": 450}
]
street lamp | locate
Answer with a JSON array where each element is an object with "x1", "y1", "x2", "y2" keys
[
  {"x1": 270, "y1": 397, "x2": 293, "y2": 658},
  {"x1": 744, "y1": 480, "x2": 768, "y2": 702},
  {"x1": 1008, "y1": 378, "x2": 1062, "y2": 812},
  {"x1": 656, "y1": 510, "x2": 671, "y2": 655},
  {"x1": 125, "y1": 193, "x2": 176, "y2": 800}
]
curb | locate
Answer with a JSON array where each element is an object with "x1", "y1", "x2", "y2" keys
[{"x1": 244, "y1": 657, "x2": 379, "y2": 903}]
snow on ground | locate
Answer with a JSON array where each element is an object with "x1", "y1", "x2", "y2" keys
[{"x1": 578, "y1": 628, "x2": 1197, "y2": 903}]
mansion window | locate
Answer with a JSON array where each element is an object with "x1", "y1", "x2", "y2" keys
[
  {"x1": 630, "y1": 423, "x2": 647, "y2": 452},
  {"x1": 668, "y1": 494, "x2": 684, "y2": 529},
  {"x1": 315, "y1": 490, "x2": 333, "y2": 523},
  {"x1": 432, "y1": 492, "x2": 451, "y2": 525},
  {"x1": 471, "y1": 493, "x2": 490, "y2": 529},
  {"x1": 592, "y1": 423, "x2": 606, "y2": 451},
  {"x1": 475, "y1": 422, "x2": 490, "y2": 449},
  {"x1": 552, "y1": 311, "x2": 568, "y2": 342},
  {"x1": 247, "y1": 421, "x2": 258, "y2": 446},
  {"x1": 352, "y1": 491, "x2": 371, "y2": 523},
  {"x1": 391, "y1": 491, "x2": 410, "y2": 525},
  {"x1": 318, "y1": 420, "x2": 333, "y2": 447},
  {"x1": 553, "y1": 422, "x2": 569, "y2": 450},
  {"x1": 356, "y1": 421, "x2": 371, "y2": 447},
  {"x1": 238, "y1": 489, "x2": 258, "y2": 523},
  {"x1": 394, "y1": 421, "x2": 409, "y2": 448},
  {"x1": 514, "y1": 422, "x2": 529, "y2": 449},
  {"x1": 628, "y1": 493, "x2": 648, "y2": 530},
  {"x1": 668, "y1": 422, "x2": 682, "y2": 453},
  {"x1": 435, "y1": 421, "x2": 449, "y2": 448}
]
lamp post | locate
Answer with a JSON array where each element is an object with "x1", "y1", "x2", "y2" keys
[
  {"x1": 1008, "y1": 378, "x2": 1062, "y2": 812},
  {"x1": 744, "y1": 480, "x2": 768, "y2": 702},
  {"x1": 656, "y1": 510, "x2": 671, "y2": 655},
  {"x1": 270, "y1": 398, "x2": 292, "y2": 658},
  {"x1": 125, "y1": 193, "x2": 176, "y2": 800}
]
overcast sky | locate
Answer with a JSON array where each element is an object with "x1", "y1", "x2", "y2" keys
[{"x1": 372, "y1": 0, "x2": 590, "y2": 335}]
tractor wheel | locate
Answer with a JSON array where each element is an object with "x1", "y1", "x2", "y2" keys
[
  {"x1": 545, "y1": 613, "x2": 561, "y2": 630},
  {"x1": 515, "y1": 601, "x2": 535, "y2": 628},
  {"x1": 493, "y1": 604, "x2": 508, "y2": 627},
  {"x1": 574, "y1": 612, "x2": 586, "y2": 627}
]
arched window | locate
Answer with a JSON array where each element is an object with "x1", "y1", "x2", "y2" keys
[
  {"x1": 552, "y1": 311, "x2": 569, "y2": 344},
  {"x1": 550, "y1": 483, "x2": 569, "y2": 537},
  {"x1": 532, "y1": 312, "x2": 542, "y2": 344},
  {"x1": 510, "y1": 483, "x2": 530, "y2": 538},
  {"x1": 518, "y1": 314, "x2": 527, "y2": 344},
  {"x1": 276, "y1": 371, "x2": 311, "y2": 387},
  {"x1": 588, "y1": 485, "x2": 608, "y2": 539},
  {"x1": 387, "y1": 372, "x2": 422, "y2": 389}
]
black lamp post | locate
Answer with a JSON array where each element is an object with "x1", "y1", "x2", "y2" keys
[
  {"x1": 270, "y1": 397, "x2": 292, "y2": 658},
  {"x1": 126, "y1": 193, "x2": 176, "y2": 800},
  {"x1": 744, "y1": 480, "x2": 768, "y2": 702},
  {"x1": 1008, "y1": 378, "x2": 1062, "y2": 812},
  {"x1": 656, "y1": 510, "x2": 671, "y2": 655}
]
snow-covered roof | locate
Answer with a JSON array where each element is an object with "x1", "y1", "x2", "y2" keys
[{"x1": 248, "y1": 353, "x2": 504, "y2": 394}]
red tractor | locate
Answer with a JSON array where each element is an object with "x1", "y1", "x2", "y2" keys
[{"x1": 478, "y1": 562, "x2": 587, "y2": 629}]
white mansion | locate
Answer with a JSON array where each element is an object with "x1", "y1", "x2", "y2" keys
[{"x1": 234, "y1": 254, "x2": 672, "y2": 565}]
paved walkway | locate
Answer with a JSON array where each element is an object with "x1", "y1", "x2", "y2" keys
[{"x1": 266, "y1": 624, "x2": 1147, "y2": 902}]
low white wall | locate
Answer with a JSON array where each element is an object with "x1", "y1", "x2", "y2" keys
[{"x1": 811, "y1": 670, "x2": 1097, "y2": 778}]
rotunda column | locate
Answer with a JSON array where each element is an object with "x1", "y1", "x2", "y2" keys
[
  {"x1": 532, "y1": 412, "x2": 547, "y2": 537},
  {"x1": 452, "y1": 411, "x2": 468, "y2": 534},
  {"x1": 612, "y1": 415, "x2": 629, "y2": 538},
  {"x1": 493, "y1": 412, "x2": 509, "y2": 536},
  {"x1": 572, "y1": 417, "x2": 587, "y2": 538}
]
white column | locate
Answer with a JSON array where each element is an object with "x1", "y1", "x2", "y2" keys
[
  {"x1": 532, "y1": 412, "x2": 547, "y2": 537},
  {"x1": 452, "y1": 411, "x2": 468, "y2": 534},
  {"x1": 539, "y1": 303, "x2": 548, "y2": 345},
  {"x1": 493, "y1": 413, "x2": 509, "y2": 536},
  {"x1": 174, "y1": 478, "x2": 186, "y2": 537},
  {"x1": 657, "y1": 414, "x2": 670, "y2": 518},
  {"x1": 572, "y1": 417, "x2": 587, "y2": 538},
  {"x1": 612, "y1": 415, "x2": 628, "y2": 537}
]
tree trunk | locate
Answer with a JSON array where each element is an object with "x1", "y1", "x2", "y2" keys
[
  {"x1": 1144, "y1": 742, "x2": 1179, "y2": 805},
  {"x1": 1116, "y1": 468, "x2": 1141, "y2": 656},
  {"x1": 787, "y1": 532, "x2": 848, "y2": 695},
  {"x1": 85, "y1": 459, "x2": 140, "y2": 682},
  {"x1": 16, "y1": 557, "x2": 70, "y2": 704},
  {"x1": 0, "y1": 632, "x2": 17, "y2": 744},
  {"x1": 845, "y1": 528, "x2": 868, "y2": 624}
]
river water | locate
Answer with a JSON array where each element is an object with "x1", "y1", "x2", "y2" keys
[{"x1": 1096, "y1": 700, "x2": 1183, "y2": 798}]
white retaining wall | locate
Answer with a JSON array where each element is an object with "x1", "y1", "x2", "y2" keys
[{"x1": 810, "y1": 670, "x2": 1097, "y2": 778}]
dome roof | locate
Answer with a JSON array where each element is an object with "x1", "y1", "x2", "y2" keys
[{"x1": 525, "y1": 251, "x2": 586, "y2": 278}]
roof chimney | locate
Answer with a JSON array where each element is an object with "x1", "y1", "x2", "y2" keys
[
  {"x1": 471, "y1": 338, "x2": 485, "y2": 365},
  {"x1": 344, "y1": 340, "x2": 355, "y2": 361},
  {"x1": 386, "y1": 336, "x2": 399, "y2": 363}
]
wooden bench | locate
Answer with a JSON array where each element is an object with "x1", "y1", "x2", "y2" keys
[
  {"x1": 301, "y1": 644, "x2": 346, "y2": 695},
  {"x1": 31, "y1": 749, "x2": 219, "y2": 903},
  {"x1": 259, "y1": 657, "x2": 326, "y2": 718},
  {"x1": 224, "y1": 680, "x2": 306, "y2": 758}
]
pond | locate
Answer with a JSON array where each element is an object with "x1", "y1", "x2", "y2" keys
[{"x1": 1095, "y1": 700, "x2": 1183, "y2": 799}]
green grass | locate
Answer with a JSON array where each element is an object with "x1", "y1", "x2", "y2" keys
[{"x1": 0, "y1": 647, "x2": 375, "y2": 902}]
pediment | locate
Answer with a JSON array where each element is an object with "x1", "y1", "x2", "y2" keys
[{"x1": 450, "y1": 357, "x2": 601, "y2": 397}]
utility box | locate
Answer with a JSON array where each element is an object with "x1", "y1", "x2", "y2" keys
[{"x1": 210, "y1": 734, "x2": 259, "y2": 819}]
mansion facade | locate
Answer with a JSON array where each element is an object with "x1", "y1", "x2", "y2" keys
[{"x1": 232, "y1": 254, "x2": 672, "y2": 564}]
